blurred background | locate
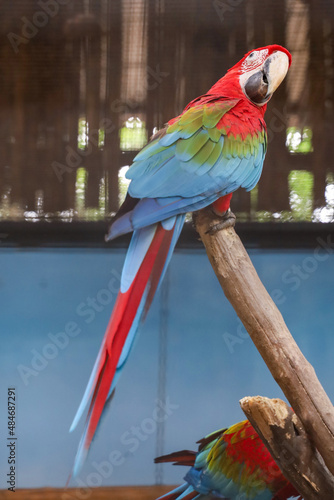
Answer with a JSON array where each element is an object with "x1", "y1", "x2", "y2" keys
[
  {"x1": 0, "y1": 0, "x2": 333, "y2": 222},
  {"x1": 0, "y1": 0, "x2": 334, "y2": 496}
]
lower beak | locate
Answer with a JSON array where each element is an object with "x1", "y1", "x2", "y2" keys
[{"x1": 244, "y1": 51, "x2": 290, "y2": 105}]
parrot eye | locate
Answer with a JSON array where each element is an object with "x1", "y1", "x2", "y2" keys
[
  {"x1": 245, "y1": 52, "x2": 257, "y2": 64},
  {"x1": 242, "y1": 48, "x2": 269, "y2": 71}
]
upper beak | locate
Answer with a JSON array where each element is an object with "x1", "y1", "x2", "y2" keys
[
  {"x1": 265, "y1": 51, "x2": 290, "y2": 95},
  {"x1": 244, "y1": 51, "x2": 290, "y2": 105}
]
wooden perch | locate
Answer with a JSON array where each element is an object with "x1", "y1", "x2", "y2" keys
[
  {"x1": 194, "y1": 208, "x2": 334, "y2": 487},
  {"x1": 240, "y1": 396, "x2": 334, "y2": 499}
]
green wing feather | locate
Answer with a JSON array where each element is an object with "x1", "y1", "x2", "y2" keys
[{"x1": 127, "y1": 100, "x2": 267, "y2": 199}]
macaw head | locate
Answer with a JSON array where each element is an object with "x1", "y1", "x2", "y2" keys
[{"x1": 211, "y1": 45, "x2": 291, "y2": 108}]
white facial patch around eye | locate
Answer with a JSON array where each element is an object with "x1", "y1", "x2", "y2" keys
[{"x1": 241, "y1": 49, "x2": 269, "y2": 73}]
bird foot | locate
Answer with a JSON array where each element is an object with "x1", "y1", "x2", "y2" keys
[{"x1": 205, "y1": 208, "x2": 236, "y2": 234}]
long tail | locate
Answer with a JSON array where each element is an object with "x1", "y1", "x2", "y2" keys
[{"x1": 68, "y1": 215, "x2": 185, "y2": 479}]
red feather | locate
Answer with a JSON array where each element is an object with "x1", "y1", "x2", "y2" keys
[
  {"x1": 75, "y1": 224, "x2": 174, "y2": 462},
  {"x1": 155, "y1": 450, "x2": 197, "y2": 467},
  {"x1": 212, "y1": 193, "x2": 233, "y2": 214}
]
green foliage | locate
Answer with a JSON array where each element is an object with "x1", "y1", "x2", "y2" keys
[
  {"x1": 250, "y1": 185, "x2": 258, "y2": 218},
  {"x1": 247, "y1": 170, "x2": 315, "y2": 222},
  {"x1": 77, "y1": 118, "x2": 105, "y2": 150},
  {"x1": 99, "y1": 177, "x2": 106, "y2": 215},
  {"x1": 98, "y1": 128, "x2": 105, "y2": 148},
  {"x1": 75, "y1": 167, "x2": 87, "y2": 215},
  {"x1": 288, "y1": 170, "x2": 314, "y2": 221},
  {"x1": 78, "y1": 119, "x2": 89, "y2": 150},
  {"x1": 286, "y1": 127, "x2": 313, "y2": 154},
  {"x1": 120, "y1": 117, "x2": 147, "y2": 151},
  {"x1": 254, "y1": 210, "x2": 273, "y2": 222},
  {"x1": 75, "y1": 168, "x2": 106, "y2": 220}
]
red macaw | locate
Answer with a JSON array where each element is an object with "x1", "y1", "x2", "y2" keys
[
  {"x1": 69, "y1": 45, "x2": 291, "y2": 477},
  {"x1": 155, "y1": 419, "x2": 302, "y2": 500}
]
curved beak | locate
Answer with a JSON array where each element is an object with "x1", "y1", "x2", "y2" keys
[
  {"x1": 244, "y1": 51, "x2": 290, "y2": 105},
  {"x1": 265, "y1": 50, "x2": 290, "y2": 96}
]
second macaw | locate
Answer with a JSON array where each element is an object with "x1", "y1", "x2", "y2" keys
[
  {"x1": 155, "y1": 419, "x2": 302, "y2": 500},
  {"x1": 69, "y1": 45, "x2": 291, "y2": 477}
]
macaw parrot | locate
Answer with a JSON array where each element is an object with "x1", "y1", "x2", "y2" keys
[
  {"x1": 69, "y1": 45, "x2": 291, "y2": 478},
  {"x1": 155, "y1": 419, "x2": 302, "y2": 500}
]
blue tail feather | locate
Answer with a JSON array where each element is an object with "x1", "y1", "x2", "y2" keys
[{"x1": 71, "y1": 215, "x2": 185, "y2": 453}]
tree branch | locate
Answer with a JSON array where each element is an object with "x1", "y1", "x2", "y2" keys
[
  {"x1": 194, "y1": 207, "x2": 334, "y2": 480},
  {"x1": 240, "y1": 396, "x2": 334, "y2": 499}
]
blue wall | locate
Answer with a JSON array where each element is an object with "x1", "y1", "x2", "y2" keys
[{"x1": 0, "y1": 245, "x2": 333, "y2": 489}]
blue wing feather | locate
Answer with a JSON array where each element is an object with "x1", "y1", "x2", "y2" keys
[
  {"x1": 107, "y1": 195, "x2": 217, "y2": 240},
  {"x1": 126, "y1": 127, "x2": 266, "y2": 204}
]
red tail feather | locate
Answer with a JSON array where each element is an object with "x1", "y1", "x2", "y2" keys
[
  {"x1": 81, "y1": 223, "x2": 174, "y2": 455},
  {"x1": 155, "y1": 450, "x2": 197, "y2": 467}
]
